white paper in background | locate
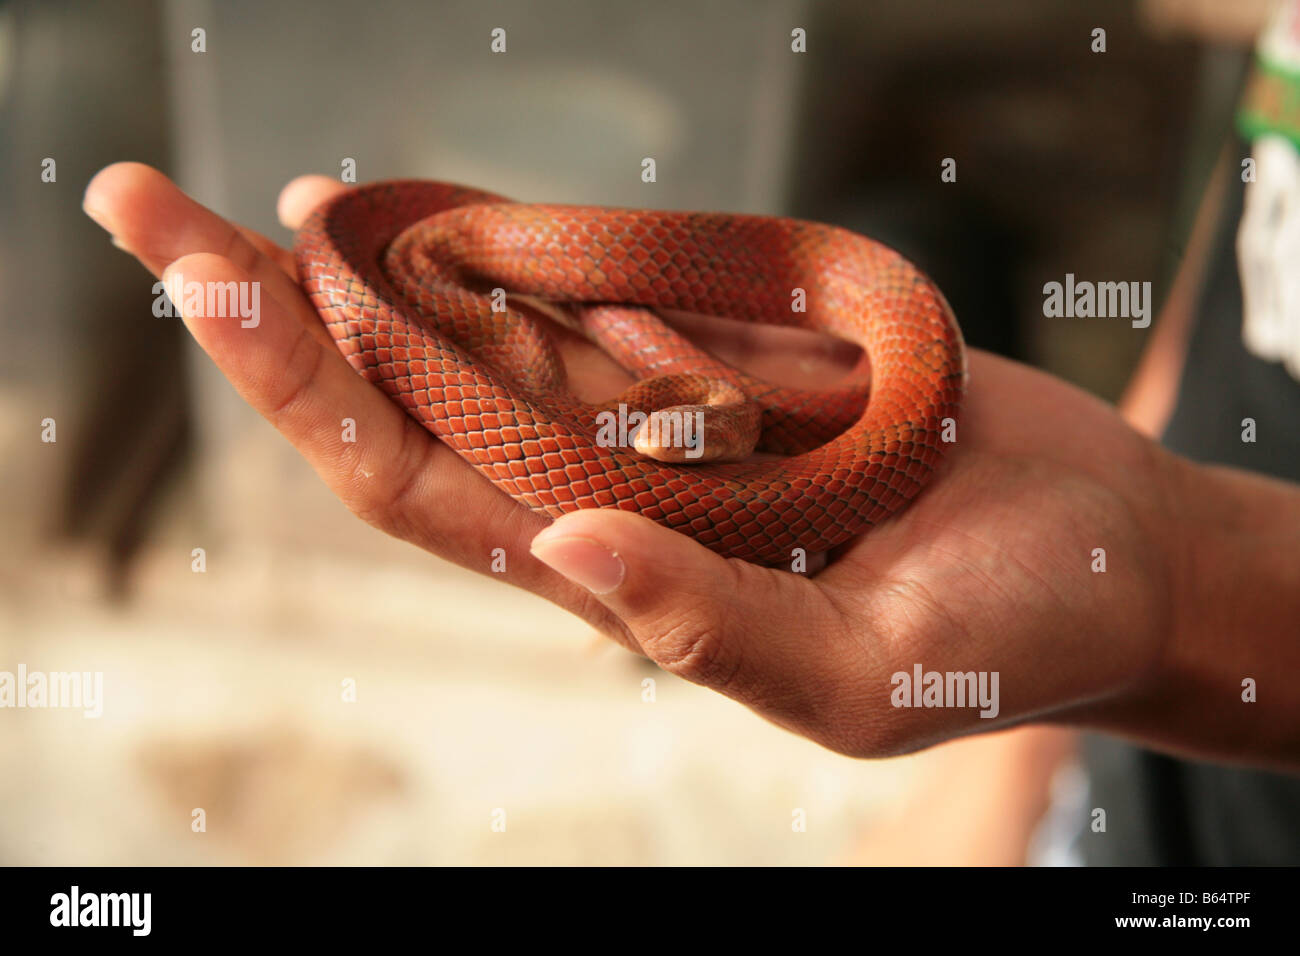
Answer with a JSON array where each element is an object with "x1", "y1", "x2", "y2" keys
[{"x1": 1238, "y1": 0, "x2": 1300, "y2": 380}]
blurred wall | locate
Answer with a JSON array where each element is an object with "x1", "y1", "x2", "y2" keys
[{"x1": 0, "y1": 0, "x2": 179, "y2": 583}]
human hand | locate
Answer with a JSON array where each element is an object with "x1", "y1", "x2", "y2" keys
[{"x1": 83, "y1": 162, "x2": 1187, "y2": 758}]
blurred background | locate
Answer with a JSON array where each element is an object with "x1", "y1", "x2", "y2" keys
[{"x1": 0, "y1": 0, "x2": 1270, "y2": 864}]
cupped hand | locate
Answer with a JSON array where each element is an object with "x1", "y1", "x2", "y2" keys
[{"x1": 83, "y1": 162, "x2": 1181, "y2": 756}]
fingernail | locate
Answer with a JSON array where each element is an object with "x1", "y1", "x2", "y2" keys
[
  {"x1": 530, "y1": 535, "x2": 625, "y2": 595},
  {"x1": 83, "y1": 203, "x2": 131, "y2": 253},
  {"x1": 82, "y1": 202, "x2": 111, "y2": 232}
]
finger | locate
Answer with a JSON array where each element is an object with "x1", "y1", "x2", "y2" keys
[
  {"x1": 236, "y1": 224, "x2": 297, "y2": 276},
  {"x1": 660, "y1": 310, "x2": 864, "y2": 388},
  {"x1": 83, "y1": 162, "x2": 331, "y2": 347},
  {"x1": 163, "y1": 252, "x2": 618, "y2": 630},
  {"x1": 528, "y1": 508, "x2": 868, "y2": 736},
  {"x1": 278, "y1": 175, "x2": 349, "y2": 230}
]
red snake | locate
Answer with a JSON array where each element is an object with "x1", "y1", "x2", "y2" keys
[{"x1": 295, "y1": 181, "x2": 966, "y2": 565}]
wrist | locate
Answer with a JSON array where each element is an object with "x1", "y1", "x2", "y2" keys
[{"x1": 1077, "y1": 451, "x2": 1300, "y2": 770}]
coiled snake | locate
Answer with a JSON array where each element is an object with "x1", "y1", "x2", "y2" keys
[{"x1": 295, "y1": 181, "x2": 966, "y2": 565}]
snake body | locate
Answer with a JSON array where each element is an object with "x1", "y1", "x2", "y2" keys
[{"x1": 295, "y1": 181, "x2": 965, "y2": 564}]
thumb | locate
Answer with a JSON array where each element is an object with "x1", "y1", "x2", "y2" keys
[{"x1": 529, "y1": 509, "x2": 852, "y2": 718}]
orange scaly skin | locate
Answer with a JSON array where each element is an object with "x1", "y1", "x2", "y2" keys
[{"x1": 295, "y1": 180, "x2": 966, "y2": 564}]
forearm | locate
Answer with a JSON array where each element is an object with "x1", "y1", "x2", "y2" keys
[{"x1": 1075, "y1": 453, "x2": 1300, "y2": 770}]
